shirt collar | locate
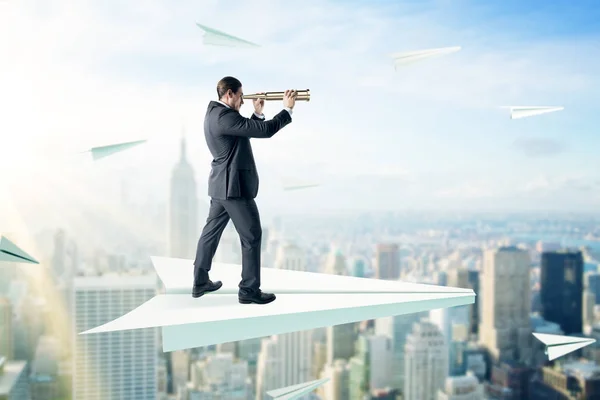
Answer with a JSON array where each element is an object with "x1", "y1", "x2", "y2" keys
[{"x1": 216, "y1": 100, "x2": 230, "y2": 108}]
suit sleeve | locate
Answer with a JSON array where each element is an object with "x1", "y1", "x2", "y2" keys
[{"x1": 218, "y1": 109, "x2": 292, "y2": 139}]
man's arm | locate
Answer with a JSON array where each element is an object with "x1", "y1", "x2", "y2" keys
[{"x1": 218, "y1": 108, "x2": 292, "y2": 139}]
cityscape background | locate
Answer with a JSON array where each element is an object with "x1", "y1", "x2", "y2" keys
[
  {"x1": 2, "y1": 139, "x2": 600, "y2": 399},
  {"x1": 2, "y1": 0, "x2": 600, "y2": 399}
]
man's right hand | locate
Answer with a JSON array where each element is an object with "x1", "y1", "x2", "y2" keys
[{"x1": 283, "y1": 89, "x2": 298, "y2": 109}]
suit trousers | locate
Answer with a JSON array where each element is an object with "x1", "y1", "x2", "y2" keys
[{"x1": 193, "y1": 197, "x2": 262, "y2": 295}]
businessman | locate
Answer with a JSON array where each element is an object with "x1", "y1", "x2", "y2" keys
[{"x1": 192, "y1": 76, "x2": 297, "y2": 304}]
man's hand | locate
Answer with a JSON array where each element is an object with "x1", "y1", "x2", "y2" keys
[
  {"x1": 283, "y1": 89, "x2": 298, "y2": 109},
  {"x1": 253, "y1": 93, "x2": 265, "y2": 115}
]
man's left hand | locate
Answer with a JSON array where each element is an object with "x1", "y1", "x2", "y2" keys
[{"x1": 253, "y1": 93, "x2": 265, "y2": 115}]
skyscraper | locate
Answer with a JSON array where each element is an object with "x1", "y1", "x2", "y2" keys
[
  {"x1": 404, "y1": 319, "x2": 448, "y2": 400},
  {"x1": 540, "y1": 250, "x2": 584, "y2": 335},
  {"x1": 479, "y1": 247, "x2": 531, "y2": 364},
  {"x1": 374, "y1": 313, "x2": 423, "y2": 392},
  {"x1": 257, "y1": 243, "x2": 313, "y2": 399},
  {"x1": 324, "y1": 247, "x2": 357, "y2": 364},
  {"x1": 168, "y1": 134, "x2": 198, "y2": 259},
  {"x1": 72, "y1": 273, "x2": 158, "y2": 399},
  {"x1": 375, "y1": 244, "x2": 400, "y2": 280}
]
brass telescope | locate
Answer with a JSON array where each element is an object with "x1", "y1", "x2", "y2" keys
[{"x1": 242, "y1": 89, "x2": 310, "y2": 102}]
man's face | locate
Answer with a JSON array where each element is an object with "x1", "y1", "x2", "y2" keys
[{"x1": 227, "y1": 87, "x2": 244, "y2": 111}]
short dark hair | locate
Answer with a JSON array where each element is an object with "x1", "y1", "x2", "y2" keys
[{"x1": 217, "y1": 76, "x2": 242, "y2": 99}]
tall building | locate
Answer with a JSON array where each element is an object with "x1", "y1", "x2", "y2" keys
[
  {"x1": 324, "y1": 247, "x2": 348, "y2": 275},
  {"x1": 0, "y1": 297, "x2": 13, "y2": 360},
  {"x1": 348, "y1": 336, "x2": 367, "y2": 400},
  {"x1": 540, "y1": 250, "x2": 584, "y2": 335},
  {"x1": 327, "y1": 323, "x2": 357, "y2": 364},
  {"x1": 584, "y1": 290, "x2": 595, "y2": 330},
  {"x1": 320, "y1": 359, "x2": 351, "y2": 400},
  {"x1": 588, "y1": 273, "x2": 600, "y2": 303},
  {"x1": 0, "y1": 356, "x2": 30, "y2": 400},
  {"x1": 255, "y1": 337, "x2": 279, "y2": 400},
  {"x1": 168, "y1": 134, "x2": 198, "y2": 259},
  {"x1": 256, "y1": 244, "x2": 313, "y2": 399},
  {"x1": 430, "y1": 306, "x2": 469, "y2": 373},
  {"x1": 404, "y1": 319, "x2": 448, "y2": 400},
  {"x1": 375, "y1": 244, "x2": 400, "y2": 280},
  {"x1": 479, "y1": 247, "x2": 532, "y2": 364},
  {"x1": 368, "y1": 335, "x2": 393, "y2": 390},
  {"x1": 72, "y1": 273, "x2": 158, "y2": 399},
  {"x1": 467, "y1": 270, "x2": 480, "y2": 336},
  {"x1": 324, "y1": 247, "x2": 357, "y2": 364},
  {"x1": 375, "y1": 313, "x2": 423, "y2": 392},
  {"x1": 274, "y1": 242, "x2": 306, "y2": 271}
]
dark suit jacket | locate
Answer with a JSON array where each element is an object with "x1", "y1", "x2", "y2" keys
[{"x1": 204, "y1": 101, "x2": 292, "y2": 200}]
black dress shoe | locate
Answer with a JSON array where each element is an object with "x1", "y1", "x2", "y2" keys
[
  {"x1": 192, "y1": 280, "x2": 223, "y2": 298},
  {"x1": 238, "y1": 290, "x2": 276, "y2": 304}
]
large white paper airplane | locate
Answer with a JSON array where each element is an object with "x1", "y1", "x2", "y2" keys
[
  {"x1": 0, "y1": 235, "x2": 39, "y2": 264},
  {"x1": 533, "y1": 333, "x2": 596, "y2": 361},
  {"x1": 391, "y1": 46, "x2": 461, "y2": 69},
  {"x1": 503, "y1": 106, "x2": 564, "y2": 119},
  {"x1": 80, "y1": 256, "x2": 474, "y2": 352},
  {"x1": 83, "y1": 139, "x2": 147, "y2": 161},
  {"x1": 267, "y1": 378, "x2": 330, "y2": 400},
  {"x1": 196, "y1": 23, "x2": 260, "y2": 48}
]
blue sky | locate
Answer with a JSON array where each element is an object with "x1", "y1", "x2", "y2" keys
[{"x1": 1, "y1": 0, "x2": 600, "y2": 216}]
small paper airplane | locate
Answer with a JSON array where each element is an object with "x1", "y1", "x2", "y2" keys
[
  {"x1": 282, "y1": 179, "x2": 321, "y2": 191},
  {"x1": 503, "y1": 106, "x2": 564, "y2": 120},
  {"x1": 267, "y1": 378, "x2": 330, "y2": 400},
  {"x1": 391, "y1": 46, "x2": 461, "y2": 69},
  {"x1": 84, "y1": 139, "x2": 147, "y2": 161},
  {"x1": 533, "y1": 333, "x2": 596, "y2": 361},
  {"x1": 196, "y1": 23, "x2": 260, "y2": 48},
  {"x1": 80, "y1": 256, "x2": 475, "y2": 352},
  {"x1": 0, "y1": 235, "x2": 39, "y2": 264}
]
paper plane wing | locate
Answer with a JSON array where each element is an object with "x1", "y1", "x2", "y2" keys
[
  {"x1": 267, "y1": 378, "x2": 330, "y2": 400},
  {"x1": 196, "y1": 23, "x2": 260, "y2": 48},
  {"x1": 391, "y1": 46, "x2": 461, "y2": 69},
  {"x1": 87, "y1": 139, "x2": 147, "y2": 160},
  {"x1": 80, "y1": 257, "x2": 475, "y2": 352},
  {"x1": 504, "y1": 106, "x2": 564, "y2": 119},
  {"x1": 533, "y1": 333, "x2": 596, "y2": 361},
  {"x1": 0, "y1": 235, "x2": 39, "y2": 264}
]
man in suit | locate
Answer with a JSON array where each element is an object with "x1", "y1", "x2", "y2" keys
[{"x1": 192, "y1": 76, "x2": 298, "y2": 304}]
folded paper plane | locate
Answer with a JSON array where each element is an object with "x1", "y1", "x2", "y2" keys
[
  {"x1": 283, "y1": 183, "x2": 320, "y2": 191},
  {"x1": 503, "y1": 106, "x2": 564, "y2": 119},
  {"x1": 267, "y1": 378, "x2": 330, "y2": 400},
  {"x1": 196, "y1": 23, "x2": 260, "y2": 48},
  {"x1": 391, "y1": 46, "x2": 461, "y2": 69},
  {"x1": 0, "y1": 235, "x2": 39, "y2": 264},
  {"x1": 533, "y1": 333, "x2": 596, "y2": 361},
  {"x1": 85, "y1": 139, "x2": 147, "y2": 161},
  {"x1": 282, "y1": 180, "x2": 321, "y2": 191},
  {"x1": 80, "y1": 256, "x2": 475, "y2": 352}
]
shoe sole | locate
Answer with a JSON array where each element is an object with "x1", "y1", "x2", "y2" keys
[
  {"x1": 192, "y1": 282, "x2": 223, "y2": 298},
  {"x1": 238, "y1": 297, "x2": 276, "y2": 305}
]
